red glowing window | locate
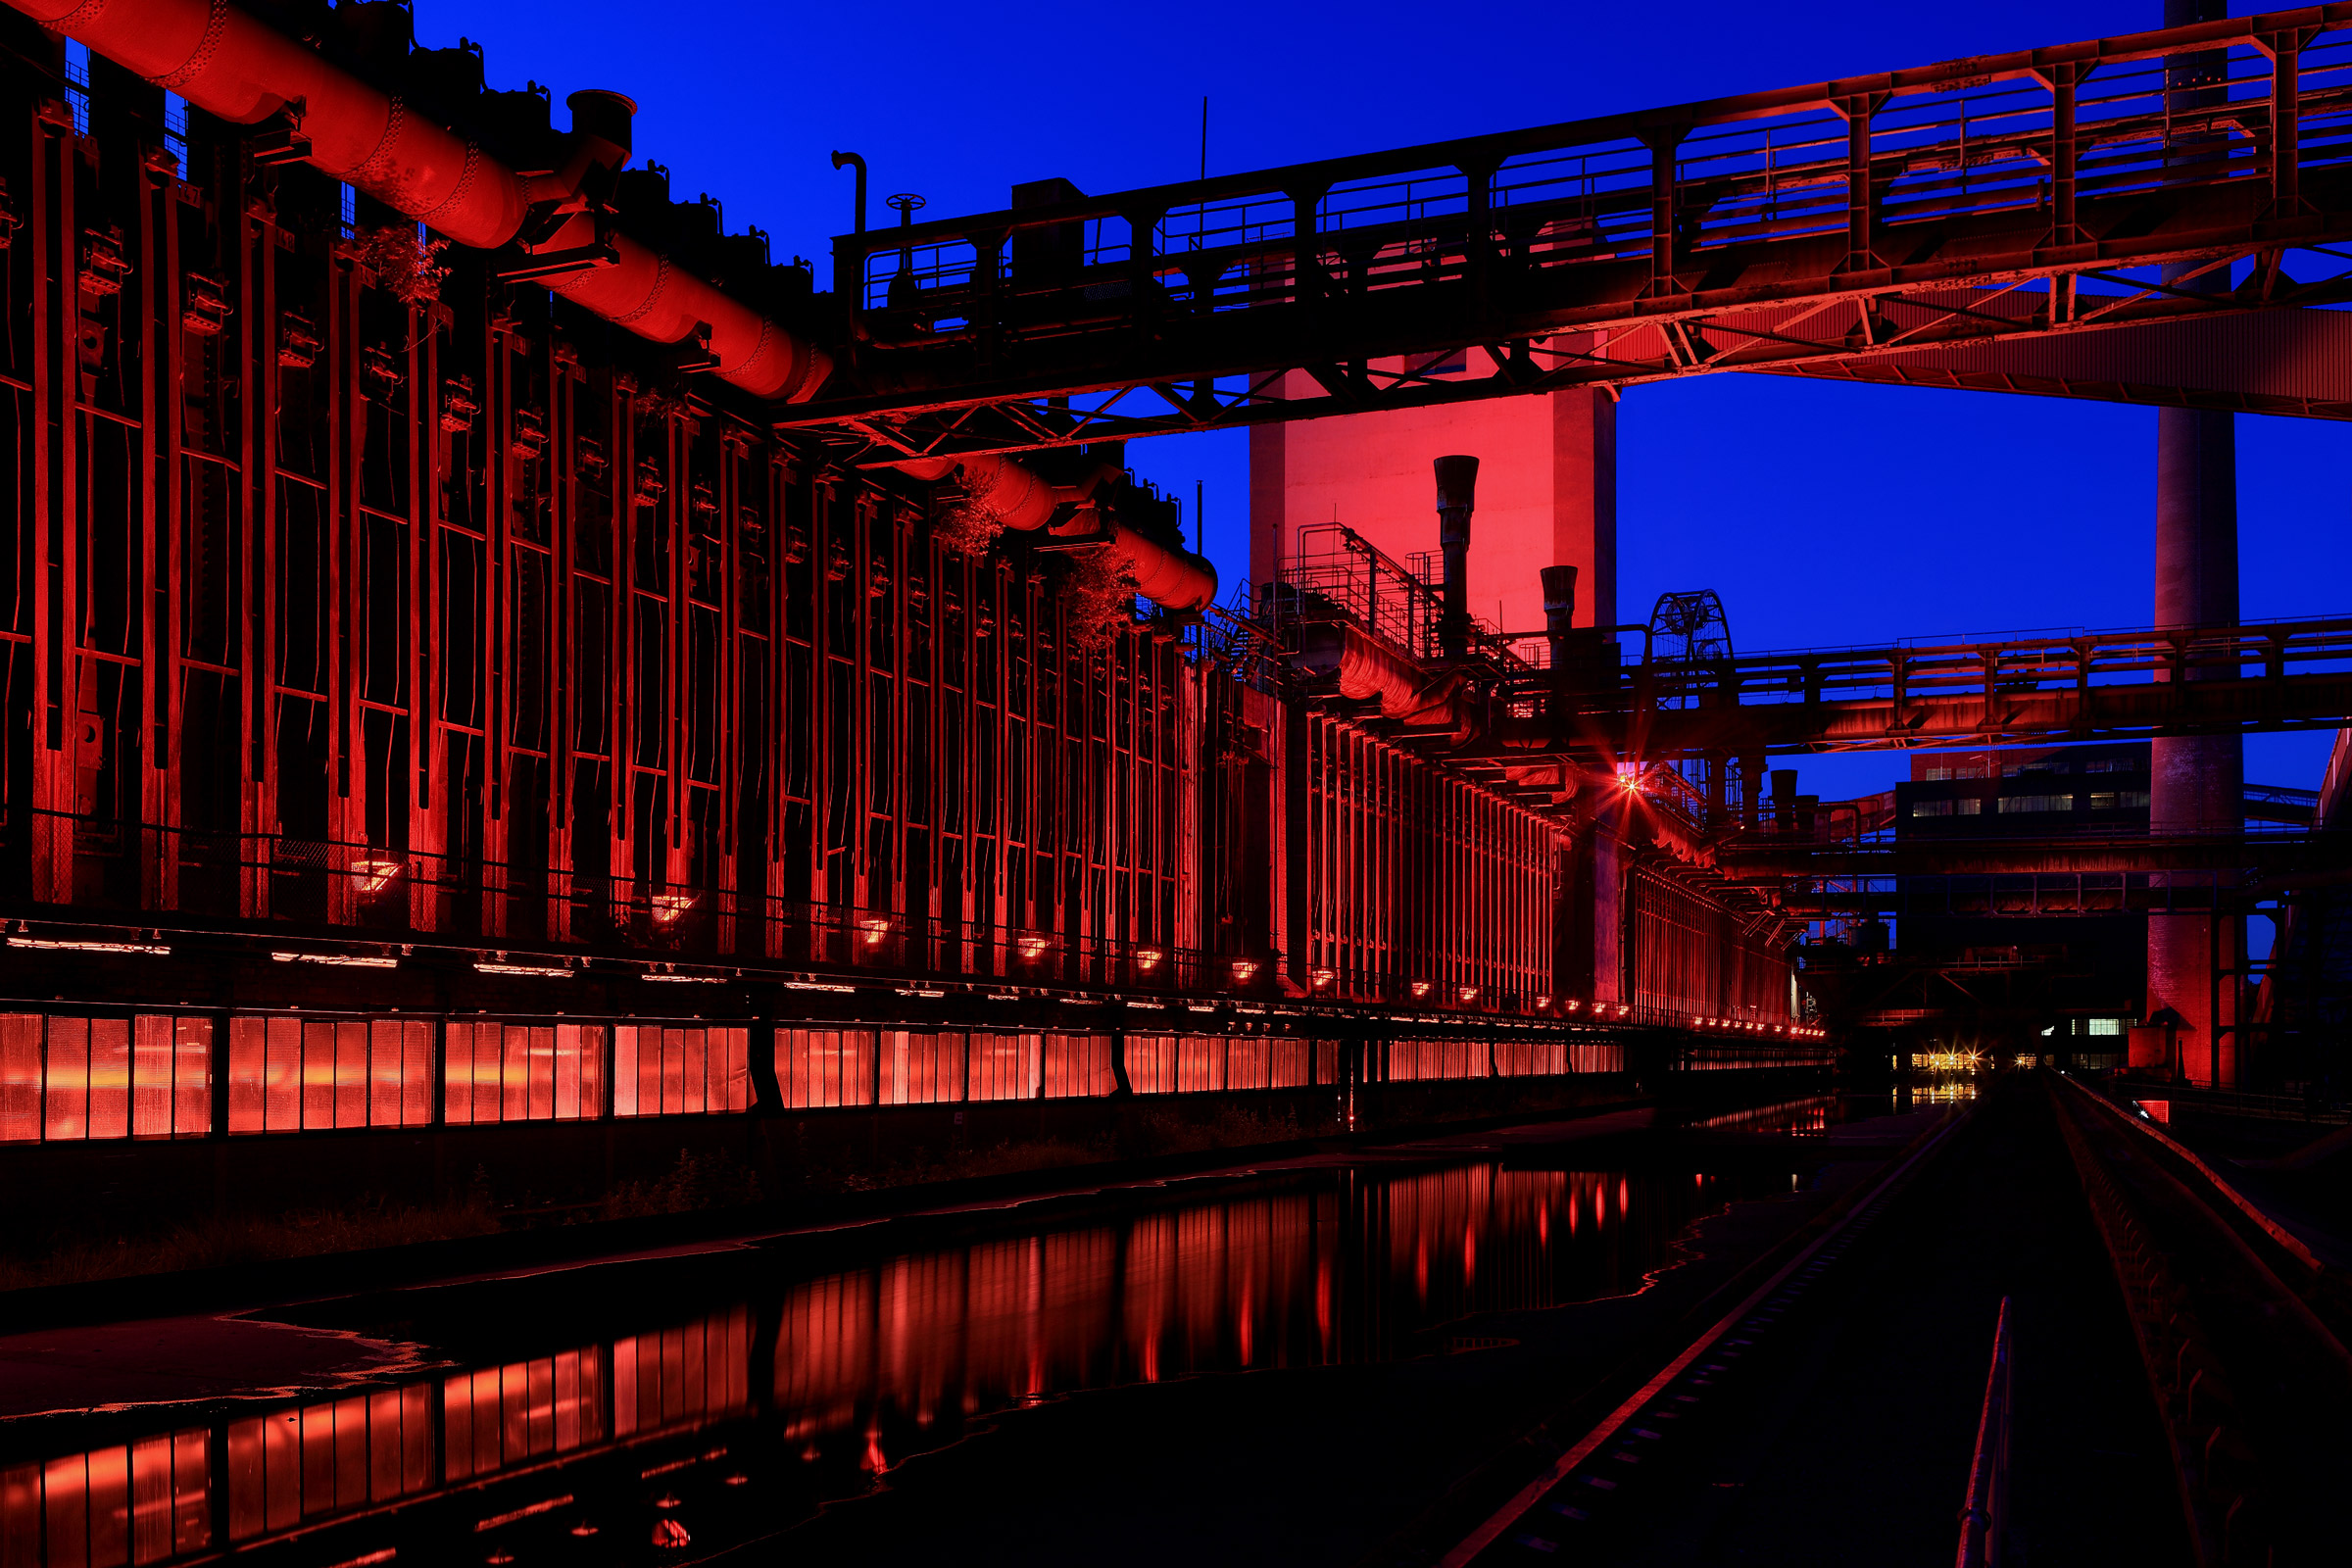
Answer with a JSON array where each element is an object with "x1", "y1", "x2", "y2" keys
[
  {"x1": 1123, "y1": 1034, "x2": 1177, "y2": 1095},
  {"x1": 227, "y1": 1016, "x2": 433, "y2": 1134},
  {"x1": 446, "y1": 1023, "x2": 608, "y2": 1125},
  {"x1": 967, "y1": 1032, "x2": 1043, "y2": 1102},
  {"x1": 5, "y1": 1430, "x2": 210, "y2": 1566},
  {"x1": 0, "y1": 1014, "x2": 37, "y2": 1142},
  {"x1": 1389, "y1": 1038, "x2": 1485, "y2": 1082},
  {"x1": 878, "y1": 1029, "x2": 965, "y2": 1105},
  {"x1": 776, "y1": 1028, "x2": 879, "y2": 1109},
  {"x1": 1041, "y1": 1034, "x2": 1113, "y2": 1099},
  {"x1": 1269, "y1": 1038, "x2": 1312, "y2": 1089},
  {"x1": 0, "y1": 1013, "x2": 212, "y2": 1142},
  {"x1": 614, "y1": 1026, "x2": 750, "y2": 1117},
  {"x1": 1176, "y1": 1035, "x2": 1225, "y2": 1094}
]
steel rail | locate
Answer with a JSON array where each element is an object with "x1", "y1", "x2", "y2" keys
[
  {"x1": 1438, "y1": 1104, "x2": 1971, "y2": 1567},
  {"x1": 2046, "y1": 1072, "x2": 2352, "y2": 1564},
  {"x1": 1951, "y1": 1297, "x2": 2014, "y2": 1568}
]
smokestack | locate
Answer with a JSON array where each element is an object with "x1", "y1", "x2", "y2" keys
[
  {"x1": 1771, "y1": 768, "x2": 1797, "y2": 834},
  {"x1": 1540, "y1": 564, "x2": 1579, "y2": 643},
  {"x1": 1434, "y1": 455, "x2": 1479, "y2": 659}
]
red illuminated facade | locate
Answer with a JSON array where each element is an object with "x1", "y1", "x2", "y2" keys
[{"x1": 0, "y1": 3, "x2": 1821, "y2": 1218}]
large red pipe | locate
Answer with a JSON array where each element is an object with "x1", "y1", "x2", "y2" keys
[
  {"x1": 897, "y1": 454, "x2": 1220, "y2": 612},
  {"x1": 13, "y1": 0, "x2": 829, "y2": 401}
]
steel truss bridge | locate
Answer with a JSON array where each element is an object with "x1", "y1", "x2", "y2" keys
[
  {"x1": 788, "y1": 5, "x2": 2352, "y2": 463},
  {"x1": 1474, "y1": 613, "x2": 2352, "y2": 764}
]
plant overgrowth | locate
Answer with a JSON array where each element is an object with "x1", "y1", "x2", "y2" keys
[
  {"x1": 350, "y1": 223, "x2": 452, "y2": 307},
  {"x1": 1059, "y1": 546, "x2": 1138, "y2": 651}
]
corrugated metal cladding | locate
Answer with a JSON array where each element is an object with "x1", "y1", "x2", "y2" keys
[{"x1": 0, "y1": 23, "x2": 1790, "y2": 1032}]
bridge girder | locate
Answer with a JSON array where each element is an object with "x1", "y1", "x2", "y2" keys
[{"x1": 786, "y1": 5, "x2": 2352, "y2": 462}]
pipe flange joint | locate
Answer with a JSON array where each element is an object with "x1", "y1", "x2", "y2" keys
[
  {"x1": 153, "y1": 0, "x2": 231, "y2": 92},
  {"x1": 416, "y1": 140, "x2": 482, "y2": 228},
  {"x1": 350, "y1": 96, "x2": 409, "y2": 189},
  {"x1": 54, "y1": 1, "x2": 118, "y2": 33},
  {"x1": 731, "y1": 317, "x2": 773, "y2": 381},
  {"x1": 611, "y1": 254, "x2": 671, "y2": 326}
]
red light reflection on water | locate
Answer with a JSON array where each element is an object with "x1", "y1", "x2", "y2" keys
[{"x1": 3, "y1": 1162, "x2": 1765, "y2": 1564}]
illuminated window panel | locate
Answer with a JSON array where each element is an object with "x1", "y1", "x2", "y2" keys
[
  {"x1": 227, "y1": 1018, "x2": 433, "y2": 1133},
  {"x1": 877, "y1": 1028, "x2": 965, "y2": 1105},
  {"x1": 966, "y1": 1031, "x2": 1043, "y2": 1102},
  {"x1": 1040, "y1": 1033, "x2": 1114, "y2": 1099},
  {"x1": 0, "y1": 1013, "x2": 214, "y2": 1142},
  {"x1": 443, "y1": 1023, "x2": 607, "y2": 1125},
  {"x1": 0, "y1": 1430, "x2": 210, "y2": 1566},
  {"x1": 612, "y1": 1026, "x2": 751, "y2": 1117},
  {"x1": 1123, "y1": 1033, "x2": 1178, "y2": 1095},
  {"x1": 1175, "y1": 1035, "x2": 1225, "y2": 1094},
  {"x1": 774, "y1": 1027, "x2": 878, "y2": 1108}
]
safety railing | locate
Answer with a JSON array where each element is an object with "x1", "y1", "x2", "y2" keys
[
  {"x1": 1276, "y1": 522, "x2": 1522, "y2": 667},
  {"x1": 833, "y1": 10, "x2": 2352, "y2": 350},
  {"x1": 2049, "y1": 1078, "x2": 2273, "y2": 1565},
  {"x1": 1776, "y1": 868, "x2": 2252, "y2": 919},
  {"x1": 0, "y1": 811, "x2": 1842, "y2": 1041},
  {"x1": 1499, "y1": 613, "x2": 2352, "y2": 715},
  {"x1": 1953, "y1": 1296, "x2": 2014, "y2": 1568}
]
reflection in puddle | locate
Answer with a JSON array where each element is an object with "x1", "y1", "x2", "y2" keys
[
  {"x1": 2, "y1": 1160, "x2": 1788, "y2": 1564},
  {"x1": 1688, "y1": 1094, "x2": 1841, "y2": 1135}
]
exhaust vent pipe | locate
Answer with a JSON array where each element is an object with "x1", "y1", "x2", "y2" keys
[
  {"x1": 14, "y1": 0, "x2": 830, "y2": 402},
  {"x1": 1434, "y1": 455, "x2": 1478, "y2": 659},
  {"x1": 1540, "y1": 564, "x2": 1579, "y2": 653}
]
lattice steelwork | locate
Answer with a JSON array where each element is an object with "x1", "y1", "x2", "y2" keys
[
  {"x1": 1301, "y1": 714, "x2": 1560, "y2": 1005},
  {"x1": 1628, "y1": 866, "x2": 1798, "y2": 1023},
  {"x1": 797, "y1": 6, "x2": 2352, "y2": 461}
]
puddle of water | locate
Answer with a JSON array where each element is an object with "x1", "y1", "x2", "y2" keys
[{"x1": 0, "y1": 1157, "x2": 1792, "y2": 1564}]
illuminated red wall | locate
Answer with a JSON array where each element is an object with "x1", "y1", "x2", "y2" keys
[{"x1": 1250, "y1": 360, "x2": 1615, "y2": 636}]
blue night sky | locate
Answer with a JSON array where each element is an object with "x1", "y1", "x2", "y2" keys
[{"x1": 432, "y1": 0, "x2": 2351, "y2": 802}]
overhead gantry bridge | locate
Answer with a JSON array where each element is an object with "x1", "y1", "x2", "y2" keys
[
  {"x1": 1479, "y1": 613, "x2": 2352, "y2": 762},
  {"x1": 787, "y1": 5, "x2": 2352, "y2": 462}
]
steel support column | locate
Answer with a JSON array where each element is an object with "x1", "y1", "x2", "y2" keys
[{"x1": 2149, "y1": 0, "x2": 2244, "y2": 1087}]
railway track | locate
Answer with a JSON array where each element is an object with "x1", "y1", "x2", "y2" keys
[
  {"x1": 1388, "y1": 1069, "x2": 2352, "y2": 1566},
  {"x1": 2048, "y1": 1075, "x2": 2352, "y2": 1566},
  {"x1": 1428, "y1": 1106, "x2": 1973, "y2": 1567}
]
